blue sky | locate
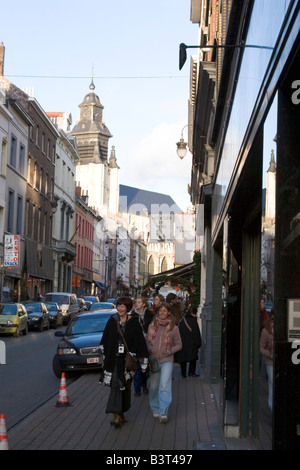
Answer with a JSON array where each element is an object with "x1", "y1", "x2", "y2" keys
[{"x1": 1, "y1": 0, "x2": 198, "y2": 211}]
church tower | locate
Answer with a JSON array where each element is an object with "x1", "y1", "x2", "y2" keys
[
  {"x1": 71, "y1": 78, "x2": 112, "y2": 162},
  {"x1": 71, "y1": 80, "x2": 119, "y2": 217}
]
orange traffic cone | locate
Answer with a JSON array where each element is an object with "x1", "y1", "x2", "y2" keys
[
  {"x1": 56, "y1": 372, "x2": 70, "y2": 407},
  {"x1": 0, "y1": 414, "x2": 9, "y2": 450}
]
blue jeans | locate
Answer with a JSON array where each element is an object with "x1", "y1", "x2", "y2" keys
[{"x1": 149, "y1": 361, "x2": 173, "y2": 417}]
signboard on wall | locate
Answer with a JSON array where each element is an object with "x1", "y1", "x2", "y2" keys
[{"x1": 4, "y1": 235, "x2": 21, "y2": 267}]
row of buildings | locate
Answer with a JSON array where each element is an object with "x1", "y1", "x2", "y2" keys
[
  {"x1": 184, "y1": 0, "x2": 299, "y2": 449},
  {"x1": 1, "y1": 0, "x2": 298, "y2": 448},
  {"x1": 0, "y1": 43, "x2": 195, "y2": 303}
]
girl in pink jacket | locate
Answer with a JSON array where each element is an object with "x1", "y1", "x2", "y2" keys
[{"x1": 147, "y1": 302, "x2": 182, "y2": 423}]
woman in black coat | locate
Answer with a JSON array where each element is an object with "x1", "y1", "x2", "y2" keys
[
  {"x1": 99, "y1": 297, "x2": 149, "y2": 427},
  {"x1": 175, "y1": 307, "x2": 202, "y2": 377},
  {"x1": 132, "y1": 297, "x2": 154, "y2": 396}
]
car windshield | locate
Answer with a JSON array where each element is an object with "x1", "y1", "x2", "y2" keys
[
  {"x1": 89, "y1": 303, "x2": 114, "y2": 311},
  {"x1": 0, "y1": 304, "x2": 17, "y2": 315},
  {"x1": 45, "y1": 294, "x2": 69, "y2": 304},
  {"x1": 26, "y1": 303, "x2": 42, "y2": 312},
  {"x1": 66, "y1": 314, "x2": 111, "y2": 335},
  {"x1": 45, "y1": 303, "x2": 56, "y2": 311}
]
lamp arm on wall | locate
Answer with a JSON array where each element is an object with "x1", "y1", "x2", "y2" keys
[{"x1": 179, "y1": 42, "x2": 273, "y2": 70}]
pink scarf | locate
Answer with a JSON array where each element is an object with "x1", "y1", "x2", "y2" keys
[{"x1": 148, "y1": 318, "x2": 171, "y2": 349}]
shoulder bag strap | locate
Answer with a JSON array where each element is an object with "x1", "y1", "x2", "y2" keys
[
  {"x1": 115, "y1": 318, "x2": 129, "y2": 353},
  {"x1": 183, "y1": 317, "x2": 192, "y2": 332}
]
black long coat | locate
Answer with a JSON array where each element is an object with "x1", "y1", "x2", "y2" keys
[
  {"x1": 175, "y1": 312, "x2": 202, "y2": 363},
  {"x1": 100, "y1": 312, "x2": 149, "y2": 374}
]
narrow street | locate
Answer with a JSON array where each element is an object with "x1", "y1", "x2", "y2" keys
[{"x1": 0, "y1": 328, "x2": 74, "y2": 430}]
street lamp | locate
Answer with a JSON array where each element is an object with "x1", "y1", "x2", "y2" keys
[{"x1": 176, "y1": 124, "x2": 189, "y2": 160}]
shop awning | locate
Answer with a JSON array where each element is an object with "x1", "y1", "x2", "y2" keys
[
  {"x1": 94, "y1": 281, "x2": 105, "y2": 290},
  {"x1": 148, "y1": 262, "x2": 195, "y2": 281}
]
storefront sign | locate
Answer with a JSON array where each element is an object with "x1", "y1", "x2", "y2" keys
[{"x1": 4, "y1": 235, "x2": 21, "y2": 267}]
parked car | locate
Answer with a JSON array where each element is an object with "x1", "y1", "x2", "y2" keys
[
  {"x1": 45, "y1": 302, "x2": 63, "y2": 329},
  {"x1": 52, "y1": 310, "x2": 115, "y2": 377},
  {"x1": 83, "y1": 295, "x2": 100, "y2": 302},
  {"x1": 0, "y1": 303, "x2": 28, "y2": 337},
  {"x1": 26, "y1": 302, "x2": 50, "y2": 332},
  {"x1": 44, "y1": 292, "x2": 78, "y2": 324},
  {"x1": 82, "y1": 295, "x2": 100, "y2": 309},
  {"x1": 89, "y1": 302, "x2": 117, "y2": 312}
]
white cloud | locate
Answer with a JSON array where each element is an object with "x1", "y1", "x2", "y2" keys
[{"x1": 120, "y1": 122, "x2": 192, "y2": 210}]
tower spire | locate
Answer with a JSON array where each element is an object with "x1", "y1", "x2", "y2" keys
[
  {"x1": 268, "y1": 149, "x2": 276, "y2": 172},
  {"x1": 90, "y1": 67, "x2": 95, "y2": 91}
]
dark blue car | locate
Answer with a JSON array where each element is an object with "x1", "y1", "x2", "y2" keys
[
  {"x1": 52, "y1": 310, "x2": 115, "y2": 377},
  {"x1": 26, "y1": 302, "x2": 50, "y2": 332}
]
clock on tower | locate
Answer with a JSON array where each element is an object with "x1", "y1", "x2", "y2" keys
[{"x1": 81, "y1": 106, "x2": 90, "y2": 120}]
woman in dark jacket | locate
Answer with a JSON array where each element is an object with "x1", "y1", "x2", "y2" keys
[
  {"x1": 132, "y1": 297, "x2": 154, "y2": 396},
  {"x1": 133, "y1": 297, "x2": 154, "y2": 334},
  {"x1": 175, "y1": 307, "x2": 202, "y2": 377},
  {"x1": 99, "y1": 297, "x2": 149, "y2": 427}
]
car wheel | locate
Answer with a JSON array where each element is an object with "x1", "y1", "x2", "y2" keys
[
  {"x1": 13, "y1": 326, "x2": 20, "y2": 338},
  {"x1": 52, "y1": 355, "x2": 63, "y2": 378}
]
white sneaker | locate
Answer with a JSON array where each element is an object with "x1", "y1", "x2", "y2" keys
[
  {"x1": 160, "y1": 415, "x2": 168, "y2": 423},
  {"x1": 153, "y1": 413, "x2": 159, "y2": 418}
]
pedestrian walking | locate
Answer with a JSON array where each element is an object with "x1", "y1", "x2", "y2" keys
[
  {"x1": 99, "y1": 297, "x2": 149, "y2": 427},
  {"x1": 132, "y1": 297, "x2": 154, "y2": 396},
  {"x1": 259, "y1": 298, "x2": 270, "y2": 370},
  {"x1": 260, "y1": 313, "x2": 274, "y2": 410},
  {"x1": 151, "y1": 293, "x2": 164, "y2": 315},
  {"x1": 175, "y1": 306, "x2": 202, "y2": 377},
  {"x1": 166, "y1": 292, "x2": 182, "y2": 325},
  {"x1": 134, "y1": 296, "x2": 154, "y2": 334},
  {"x1": 147, "y1": 302, "x2": 182, "y2": 423}
]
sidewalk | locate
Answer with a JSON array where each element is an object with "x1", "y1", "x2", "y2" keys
[{"x1": 7, "y1": 364, "x2": 271, "y2": 451}]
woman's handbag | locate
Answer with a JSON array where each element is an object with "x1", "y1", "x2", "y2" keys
[
  {"x1": 149, "y1": 357, "x2": 160, "y2": 373},
  {"x1": 125, "y1": 351, "x2": 138, "y2": 372},
  {"x1": 115, "y1": 320, "x2": 138, "y2": 372}
]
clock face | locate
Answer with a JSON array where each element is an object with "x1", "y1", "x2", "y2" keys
[{"x1": 81, "y1": 107, "x2": 90, "y2": 119}]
